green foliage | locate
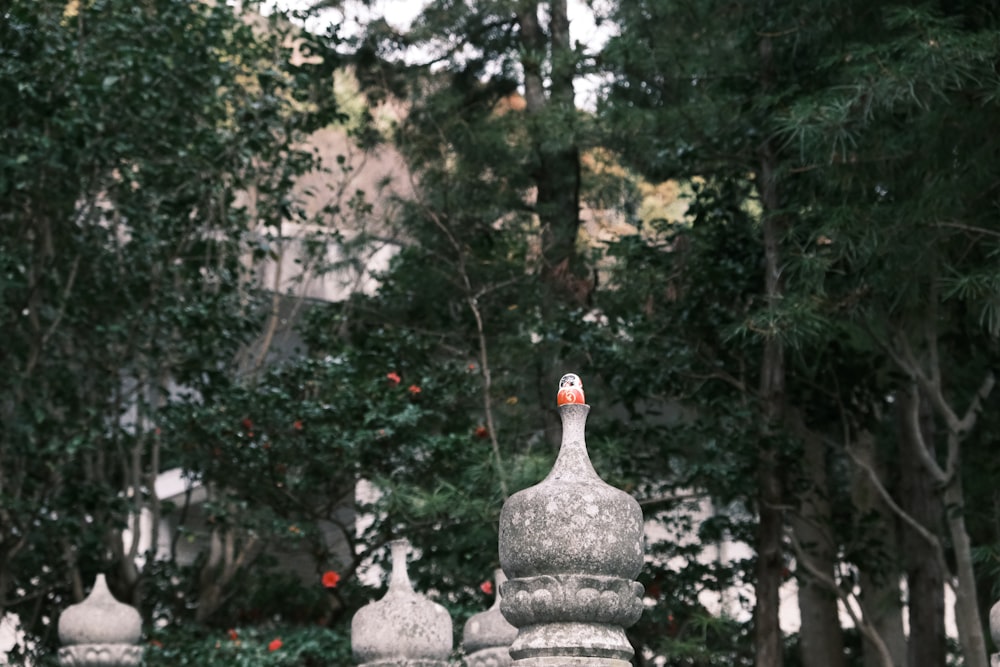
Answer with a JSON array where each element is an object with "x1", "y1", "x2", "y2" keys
[
  {"x1": 0, "y1": 0, "x2": 344, "y2": 655},
  {"x1": 145, "y1": 625, "x2": 351, "y2": 667},
  {"x1": 6, "y1": 0, "x2": 1000, "y2": 664},
  {"x1": 599, "y1": 0, "x2": 1000, "y2": 663}
]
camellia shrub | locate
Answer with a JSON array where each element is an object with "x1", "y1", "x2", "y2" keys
[{"x1": 144, "y1": 625, "x2": 351, "y2": 667}]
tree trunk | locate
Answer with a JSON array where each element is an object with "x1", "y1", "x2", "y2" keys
[
  {"x1": 944, "y1": 474, "x2": 989, "y2": 667},
  {"x1": 898, "y1": 390, "x2": 945, "y2": 667},
  {"x1": 536, "y1": 0, "x2": 579, "y2": 273},
  {"x1": 790, "y1": 425, "x2": 846, "y2": 667},
  {"x1": 755, "y1": 451, "x2": 784, "y2": 667},
  {"x1": 195, "y1": 499, "x2": 261, "y2": 623},
  {"x1": 516, "y1": 2, "x2": 546, "y2": 114},
  {"x1": 517, "y1": 0, "x2": 581, "y2": 287},
  {"x1": 850, "y1": 429, "x2": 906, "y2": 667},
  {"x1": 891, "y1": 335, "x2": 994, "y2": 666},
  {"x1": 755, "y1": 133, "x2": 785, "y2": 667}
]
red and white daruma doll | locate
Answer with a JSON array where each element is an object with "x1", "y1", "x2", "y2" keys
[{"x1": 557, "y1": 372, "x2": 585, "y2": 406}]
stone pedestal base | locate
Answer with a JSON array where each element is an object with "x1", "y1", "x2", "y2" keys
[
  {"x1": 466, "y1": 646, "x2": 513, "y2": 667},
  {"x1": 57, "y1": 644, "x2": 142, "y2": 667},
  {"x1": 512, "y1": 658, "x2": 631, "y2": 667},
  {"x1": 508, "y1": 622, "x2": 633, "y2": 663}
]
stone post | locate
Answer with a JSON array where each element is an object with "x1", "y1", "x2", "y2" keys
[
  {"x1": 57, "y1": 575, "x2": 142, "y2": 667},
  {"x1": 498, "y1": 373, "x2": 644, "y2": 667},
  {"x1": 352, "y1": 538, "x2": 453, "y2": 666},
  {"x1": 991, "y1": 599, "x2": 1000, "y2": 667},
  {"x1": 463, "y1": 569, "x2": 517, "y2": 667}
]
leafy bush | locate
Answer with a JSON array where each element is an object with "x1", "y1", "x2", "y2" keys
[{"x1": 145, "y1": 625, "x2": 351, "y2": 667}]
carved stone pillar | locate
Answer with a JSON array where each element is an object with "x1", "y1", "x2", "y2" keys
[
  {"x1": 463, "y1": 569, "x2": 517, "y2": 667},
  {"x1": 498, "y1": 373, "x2": 644, "y2": 666},
  {"x1": 351, "y1": 539, "x2": 453, "y2": 667},
  {"x1": 57, "y1": 575, "x2": 142, "y2": 667},
  {"x1": 990, "y1": 599, "x2": 1000, "y2": 667}
]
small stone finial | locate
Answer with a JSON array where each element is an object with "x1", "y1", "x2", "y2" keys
[
  {"x1": 463, "y1": 570, "x2": 517, "y2": 667},
  {"x1": 990, "y1": 599, "x2": 1000, "y2": 667},
  {"x1": 57, "y1": 575, "x2": 143, "y2": 667},
  {"x1": 351, "y1": 539, "x2": 453, "y2": 667},
  {"x1": 498, "y1": 373, "x2": 644, "y2": 666}
]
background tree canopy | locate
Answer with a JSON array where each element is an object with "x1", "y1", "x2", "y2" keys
[{"x1": 2, "y1": 1, "x2": 1000, "y2": 666}]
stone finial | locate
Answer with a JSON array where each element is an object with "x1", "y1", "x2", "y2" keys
[
  {"x1": 990, "y1": 599, "x2": 1000, "y2": 667},
  {"x1": 351, "y1": 539, "x2": 453, "y2": 666},
  {"x1": 463, "y1": 569, "x2": 517, "y2": 667},
  {"x1": 498, "y1": 374, "x2": 644, "y2": 666},
  {"x1": 57, "y1": 575, "x2": 143, "y2": 667}
]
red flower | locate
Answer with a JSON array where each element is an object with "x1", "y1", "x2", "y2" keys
[
  {"x1": 242, "y1": 418, "x2": 253, "y2": 430},
  {"x1": 467, "y1": 363, "x2": 476, "y2": 371},
  {"x1": 386, "y1": 372, "x2": 401, "y2": 385},
  {"x1": 474, "y1": 425, "x2": 489, "y2": 439},
  {"x1": 268, "y1": 638, "x2": 282, "y2": 652},
  {"x1": 480, "y1": 580, "x2": 494, "y2": 595},
  {"x1": 293, "y1": 419, "x2": 304, "y2": 431},
  {"x1": 228, "y1": 629, "x2": 238, "y2": 641},
  {"x1": 408, "y1": 384, "x2": 421, "y2": 395},
  {"x1": 322, "y1": 570, "x2": 341, "y2": 589},
  {"x1": 149, "y1": 639, "x2": 163, "y2": 648}
]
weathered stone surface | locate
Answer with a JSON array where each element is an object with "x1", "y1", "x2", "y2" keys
[
  {"x1": 507, "y1": 620, "x2": 636, "y2": 661},
  {"x1": 463, "y1": 569, "x2": 517, "y2": 667},
  {"x1": 57, "y1": 645, "x2": 143, "y2": 667},
  {"x1": 992, "y1": 599, "x2": 1000, "y2": 644},
  {"x1": 57, "y1": 575, "x2": 142, "y2": 667},
  {"x1": 503, "y1": 658, "x2": 631, "y2": 667},
  {"x1": 501, "y1": 574, "x2": 643, "y2": 627},
  {"x1": 991, "y1": 599, "x2": 1000, "y2": 667},
  {"x1": 499, "y1": 404, "x2": 643, "y2": 581},
  {"x1": 57, "y1": 575, "x2": 142, "y2": 647},
  {"x1": 464, "y1": 647, "x2": 515, "y2": 667},
  {"x1": 498, "y1": 378, "x2": 644, "y2": 665},
  {"x1": 354, "y1": 661, "x2": 452, "y2": 667},
  {"x1": 352, "y1": 539, "x2": 452, "y2": 667}
]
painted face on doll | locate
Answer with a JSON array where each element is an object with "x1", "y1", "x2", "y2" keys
[{"x1": 557, "y1": 373, "x2": 585, "y2": 405}]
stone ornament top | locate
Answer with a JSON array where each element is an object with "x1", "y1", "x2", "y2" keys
[
  {"x1": 351, "y1": 539, "x2": 453, "y2": 667},
  {"x1": 57, "y1": 574, "x2": 143, "y2": 667},
  {"x1": 497, "y1": 373, "x2": 644, "y2": 665},
  {"x1": 462, "y1": 569, "x2": 517, "y2": 667},
  {"x1": 58, "y1": 575, "x2": 142, "y2": 647}
]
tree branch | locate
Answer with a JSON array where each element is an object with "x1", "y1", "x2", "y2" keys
[
  {"x1": 900, "y1": 384, "x2": 948, "y2": 486},
  {"x1": 788, "y1": 529, "x2": 895, "y2": 667},
  {"x1": 934, "y1": 221, "x2": 1000, "y2": 239},
  {"x1": 412, "y1": 187, "x2": 511, "y2": 498},
  {"x1": 843, "y1": 438, "x2": 948, "y2": 577},
  {"x1": 955, "y1": 370, "x2": 995, "y2": 436}
]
